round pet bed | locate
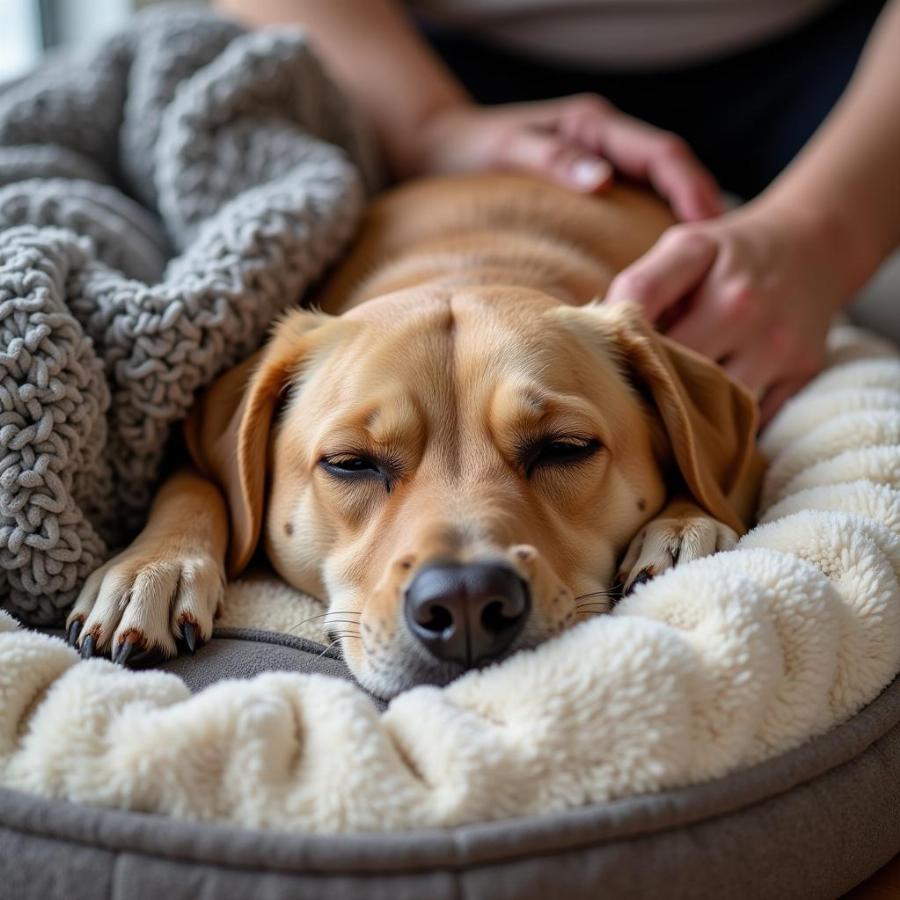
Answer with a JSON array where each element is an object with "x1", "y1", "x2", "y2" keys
[
  {"x1": 0, "y1": 665, "x2": 897, "y2": 899},
  {"x1": 1, "y1": 325, "x2": 899, "y2": 899}
]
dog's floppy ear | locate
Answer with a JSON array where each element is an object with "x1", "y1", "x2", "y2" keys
[
  {"x1": 183, "y1": 310, "x2": 339, "y2": 577},
  {"x1": 566, "y1": 301, "x2": 758, "y2": 532}
]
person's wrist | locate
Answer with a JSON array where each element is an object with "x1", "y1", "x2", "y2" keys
[{"x1": 753, "y1": 188, "x2": 879, "y2": 308}]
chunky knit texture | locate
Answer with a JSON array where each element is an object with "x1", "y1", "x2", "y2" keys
[{"x1": 0, "y1": 6, "x2": 370, "y2": 624}]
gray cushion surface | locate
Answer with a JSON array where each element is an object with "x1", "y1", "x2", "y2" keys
[{"x1": 160, "y1": 627, "x2": 359, "y2": 695}]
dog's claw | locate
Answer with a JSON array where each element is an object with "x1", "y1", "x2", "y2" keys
[
  {"x1": 66, "y1": 620, "x2": 82, "y2": 647},
  {"x1": 625, "y1": 568, "x2": 654, "y2": 596},
  {"x1": 125, "y1": 646, "x2": 164, "y2": 669},
  {"x1": 181, "y1": 621, "x2": 197, "y2": 654},
  {"x1": 113, "y1": 639, "x2": 137, "y2": 667},
  {"x1": 80, "y1": 633, "x2": 95, "y2": 659}
]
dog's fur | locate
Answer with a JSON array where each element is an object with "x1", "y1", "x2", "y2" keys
[{"x1": 68, "y1": 174, "x2": 760, "y2": 698}]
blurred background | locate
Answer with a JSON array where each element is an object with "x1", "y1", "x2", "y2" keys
[
  {"x1": 0, "y1": 0, "x2": 163, "y2": 80},
  {"x1": 0, "y1": 0, "x2": 896, "y2": 336}
]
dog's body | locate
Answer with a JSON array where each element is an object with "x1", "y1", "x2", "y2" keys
[{"x1": 68, "y1": 174, "x2": 761, "y2": 697}]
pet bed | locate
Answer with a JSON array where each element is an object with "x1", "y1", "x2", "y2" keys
[
  {"x1": 1, "y1": 324, "x2": 898, "y2": 899},
  {"x1": 1, "y1": 6, "x2": 899, "y2": 899}
]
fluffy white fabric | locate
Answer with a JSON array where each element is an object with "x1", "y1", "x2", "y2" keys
[{"x1": 0, "y1": 325, "x2": 897, "y2": 834}]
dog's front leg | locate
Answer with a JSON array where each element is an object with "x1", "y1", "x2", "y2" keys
[
  {"x1": 617, "y1": 498, "x2": 739, "y2": 594},
  {"x1": 66, "y1": 468, "x2": 228, "y2": 663}
]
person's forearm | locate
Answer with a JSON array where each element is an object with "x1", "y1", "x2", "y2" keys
[
  {"x1": 763, "y1": 0, "x2": 900, "y2": 298},
  {"x1": 216, "y1": 0, "x2": 469, "y2": 177}
]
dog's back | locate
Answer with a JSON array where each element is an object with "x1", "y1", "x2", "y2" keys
[{"x1": 316, "y1": 174, "x2": 677, "y2": 315}]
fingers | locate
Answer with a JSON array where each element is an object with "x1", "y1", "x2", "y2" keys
[
  {"x1": 659, "y1": 250, "x2": 774, "y2": 362},
  {"x1": 722, "y1": 347, "x2": 785, "y2": 397},
  {"x1": 485, "y1": 93, "x2": 723, "y2": 216},
  {"x1": 663, "y1": 281, "x2": 751, "y2": 361},
  {"x1": 494, "y1": 126, "x2": 614, "y2": 193},
  {"x1": 605, "y1": 226, "x2": 717, "y2": 321},
  {"x1": 642, "y1": 136, "x2": 725, "y2": 222},
  {"x1": 718, "y1": 305, "x2": 823, "y2": 403},
  {"x1": 558, "y1": 96, "x2": 725, "y2": 220},
  {"x1": 759, "y1": 378, "x2": 811, "y2": 427},
  {"x1": 429, "y1": 94, "x2": 722, "y2": 217}
]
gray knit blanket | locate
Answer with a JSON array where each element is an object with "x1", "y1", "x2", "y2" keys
[{"x1": 0, "y1": 5, "x2": 372, "y2": 625}]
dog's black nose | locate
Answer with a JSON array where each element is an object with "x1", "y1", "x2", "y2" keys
[{"x1": 404, "y1": 562, "x2": 531, "y2": 666}]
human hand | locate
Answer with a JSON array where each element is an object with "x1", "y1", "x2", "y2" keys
[
  {"x1": 605, "y1": 200, "x2": 852, "y2": 423},
  {"x1": 412, "y1": 95, "x2": 724, "y2": 221}
]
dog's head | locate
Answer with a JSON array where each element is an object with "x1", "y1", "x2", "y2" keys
[{"x1": 186, "y1": 289, "x2": 755, "y2": 697}]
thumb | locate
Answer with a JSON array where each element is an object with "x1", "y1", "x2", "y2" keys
[
  {"x1": 495, "y1": 128, "x2": 614, "y2": 193},
  {"x1": 605, "y1": 227, "x2": 717, "y2": 321}
]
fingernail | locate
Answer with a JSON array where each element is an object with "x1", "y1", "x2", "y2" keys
[
  {"x1": 696, "y1": 191, "x2": 727, "y2": 220},
  {"x1": 570, "y1": 158, "x2": 610, "y2": 190}
]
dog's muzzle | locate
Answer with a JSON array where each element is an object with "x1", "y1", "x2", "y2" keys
[{"x1": 404, "y1": 561, "x2": 531, "y2": 667}]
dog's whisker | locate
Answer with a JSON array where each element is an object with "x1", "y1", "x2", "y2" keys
[
  {"x1": 300, "y1": 610, "x2": 361, "y2": 622},
  {"x1": 315, "y1": 638, "x2": 344, "y2": 658},
  {"x1": 574, "y1": 589, "x2": 617, "y2": 601},
  {"x1": 287, "y1": 610, "x2": 362, "y2": 634}
]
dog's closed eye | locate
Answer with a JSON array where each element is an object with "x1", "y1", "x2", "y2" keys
[
  {"x1": 519, "y1": 435, "x2": 602, "y2": 478},
  {"x1": 320, "y1": 453, "x2": 398, "y2": 493}
]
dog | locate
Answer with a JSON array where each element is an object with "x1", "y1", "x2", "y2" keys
[{"x1": 66, "y1": 173, "x2": 760, "y2": 698}]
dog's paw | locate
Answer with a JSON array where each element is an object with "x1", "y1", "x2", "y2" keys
[
  {"x1": 617, "y1": 515, "x2": 737, "y2": 594},
  {"x1": 65, "y1": 544, "x2": 225, "y2": 666}
]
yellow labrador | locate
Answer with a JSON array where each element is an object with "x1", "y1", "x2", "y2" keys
[{"x1": 67, "y1": 174, "x2": 760, "y2": 698}]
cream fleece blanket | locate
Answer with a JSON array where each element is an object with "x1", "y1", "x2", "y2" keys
[{"x1": 0, "y1": 325, "x2": 898, "y2": 834}]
